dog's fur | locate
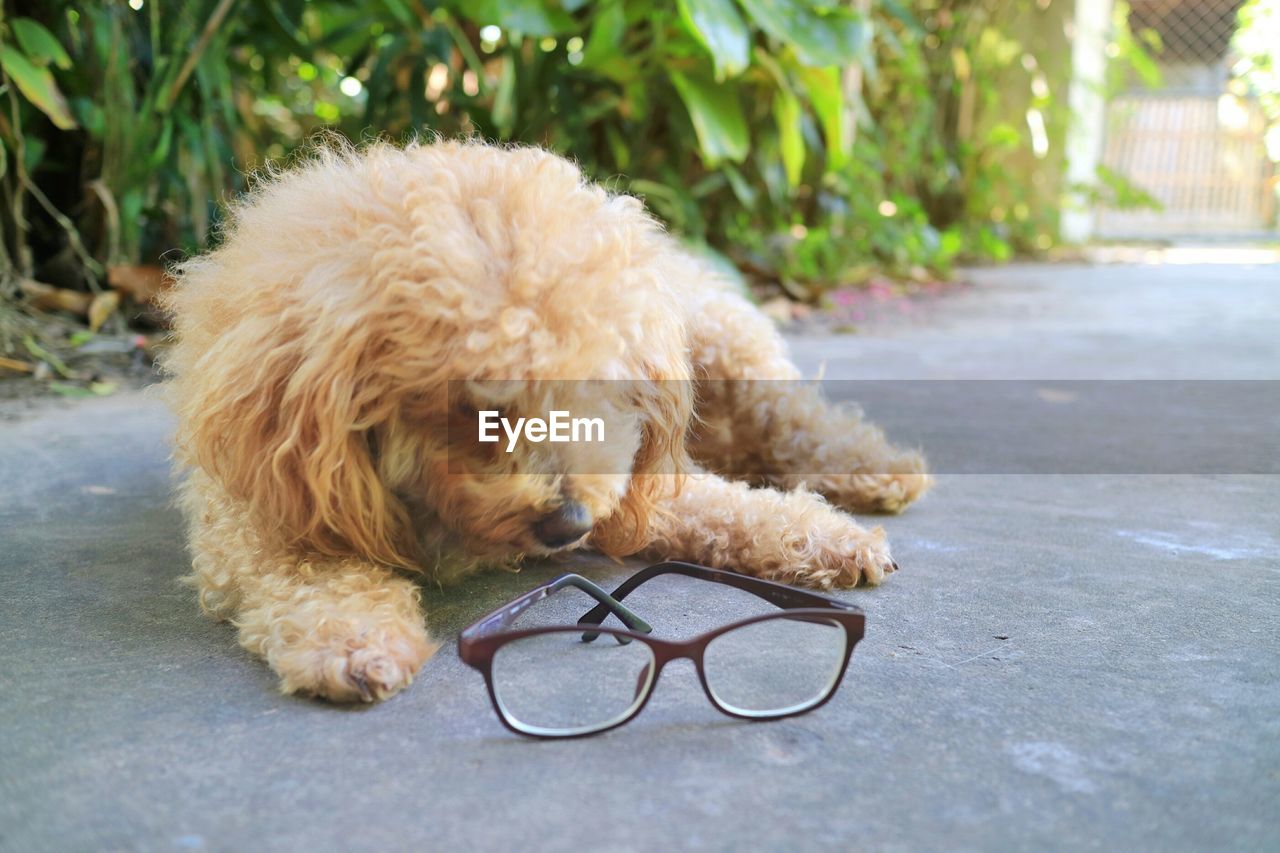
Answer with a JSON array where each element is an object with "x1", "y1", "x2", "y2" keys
[{"x1": 163, "y1": 140, "x2": 929, "y2": 702}]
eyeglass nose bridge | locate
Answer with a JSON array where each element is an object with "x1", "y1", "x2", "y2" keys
[
  {"x1": 644, "y1": 647, "x2": 769, "y2": 725},
  {"x1": 633, "y1": 640, "x2": 715, "y2": 700}
]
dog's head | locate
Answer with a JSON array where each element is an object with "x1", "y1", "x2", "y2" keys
[
  {"x1": 166, "y1": 141, "x2": 692, "y2": 568},
  {"x1": 424, "y1": 373, "x2": 691, "y2": 559}
]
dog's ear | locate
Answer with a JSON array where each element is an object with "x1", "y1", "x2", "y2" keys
[
  {"x1": 173, "y1": 313, "x2": 416, "y2": 568},
  {"x1": 593, "y1": 373, "x2": 692, "y2": 556}
]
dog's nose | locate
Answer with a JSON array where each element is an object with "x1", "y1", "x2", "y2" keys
[{"x1": 532, "y1": 501, "x2": 593, "y2": 548}]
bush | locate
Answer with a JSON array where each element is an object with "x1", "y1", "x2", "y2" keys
[{"x1": 0, "y1": 0, "x2": 1075, "y2": 306}]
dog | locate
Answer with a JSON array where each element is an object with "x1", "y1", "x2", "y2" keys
[{"x1": 163, "y1": 140, "x2": 929, "y2": 702}]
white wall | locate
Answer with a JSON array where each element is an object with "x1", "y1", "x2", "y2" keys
[{"x1": 1061, "y1": 0, "x2": 1116, "y2": 243}]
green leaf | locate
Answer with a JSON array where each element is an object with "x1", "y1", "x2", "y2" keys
[
  {"x1": 669, "y1": 71, "x2": 749, "y2": 165},
  {"x1": 11, "y1": 18, "x2": 73, "y2": 70},
  {"x1": 1127, "y1": 44, "x2": 1162, "y2": 89},
  {"x1": 23, "y1": 136, "x2": 46, "y2": 172},
  {"x1": 722, "y1": 162, "x2": 757, "y2": 207},
  {"x1": 467, "y1": 0, "x2": 575, "y2": 37},
  {"x1": 795, "y1": 66, "x2": 845, "y2": 169},
  {"x1": 120, "y1": 189, "x2": 144, "y2": 237},
  {"x1": 49, "y1": 382, "x2": 96, "y2": 399},
  {"x1": 751, "y1": 48, "x2": 806, "y2": 183},
  {"x1": 938, "y1": 228, "x2": 965, "y2": 262},
  {"x1": 0, "y1": 45, "x2": 77, "y2": 130},
  {"x1": 605, "y1": 125, "x2": 630, "y2": 170},
  {"x1": 71, "y1": 96, "x2": 105, "y2": 138},
  {"x1": 148, "y1": 120, "x2": 174, "y2": 168},
  {"x1": 879, "y1": 0, "x2": 925, "y2": 35},
  {"x1": 408, "y1": 57, "x2": 428, "y2": 132},
  {"x1": 23, "y1": 336, "x2": 72, "y2": 379},
  {"x1": 362, "y1": 34, "x2": 404, "y2": 126},
  {"x1": 773, "y1": 87, "x2": 804, "y2": 186},
  {"x1": 677, "y1": 0, "x2": 750, "y2": 80},
  {"x1": 736, "y1": 0, "x2": 868, "y2": 67},
  {"x1": 264, "y1": 2, "x2": 312, "y2": 54},
  {"x1": 492, "y1": 58, "x2": 517, "y2": 136},
  {"x1": 580, "y1": 1, "x2": 626, "y2": 70},
  {"x1": 985, "y1": 122, "x2": 1022, "y2": 149},
  {"x1": 380, "y1": 0, "x2": 415, "y2": 26},
  {"x1": 48, "y1": 379, "x2": 117, "y2": 398}
]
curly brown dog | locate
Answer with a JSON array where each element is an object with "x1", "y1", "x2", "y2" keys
[{"x1": 163, "y1": 140, "x2": 929, "y2": 702}]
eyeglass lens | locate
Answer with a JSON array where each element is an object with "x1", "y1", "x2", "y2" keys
[{"x1": 490, "y1": 630, "x2": 654, "y2": 736}]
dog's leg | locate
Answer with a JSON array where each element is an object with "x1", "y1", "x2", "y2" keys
[
  {"x1": 232, "y1": 558, "x2": 437, "y2": 702},
  {"x1": 182, "y1": 475, "x2": 436, "y2": 702},
  {"x1": 696, "y1": 378, "x2": 931, "y2": 513},
  {"x1": 683, "y1": 269, "x2": 930, "y2": 513},
  {"x1": 642, "y1": 471, "x2": 896, "y2": 588}
]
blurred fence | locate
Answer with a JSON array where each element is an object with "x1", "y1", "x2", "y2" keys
[
  {"x1": 1099, "y1": 92, "x2": 1273, "y2": 236},
  {"x1": 1097, "y1": 0, "x2": 1277, "y2": 238}
]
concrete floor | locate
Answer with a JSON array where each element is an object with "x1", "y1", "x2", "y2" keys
[{"x1": 1, "y1": 263, "x2": 1277, "y2": 852}]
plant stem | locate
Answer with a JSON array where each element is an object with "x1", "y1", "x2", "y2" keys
[
  {"x1": 162, "y1": 0, "x2": 239, "y2": 112},
  {"x1": 4, "y1": 79, "x2": 32, "y2": 277},
  {"x1": 87, "y1": 180, "x2": 121, "y2": 267},
  {"x1": 22, "y1": 175, "x2": 104, "y2": 286}
]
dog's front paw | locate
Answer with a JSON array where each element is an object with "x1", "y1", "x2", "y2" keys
[
  {"x1": 266, "y1": 622, "x2": 438, "y2": 703},
  {"x1": 794, "y1": 524, "x2": 897, "y2": 590},
  {"x1": 772, "y1": 452, "x2": 931, "y2": 516},
  {"x1": 812, "y1": 450, "x2": 932, "y2": 515},
  {"x1": 844, "y1": 471, "x2": 933, "y2": 514}
]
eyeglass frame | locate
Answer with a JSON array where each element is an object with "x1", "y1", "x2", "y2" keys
[{"x1": 457, "y1": 561, "x2": 867, "y2": 739}]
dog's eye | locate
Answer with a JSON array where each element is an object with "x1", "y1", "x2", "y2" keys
[{"x1": 453, "y1": 398, "x2": 496, "y2": 418}]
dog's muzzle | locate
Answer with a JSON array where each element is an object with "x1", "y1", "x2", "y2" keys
[{"x1": 532, "y1": 501, "x2": 593, "y2": 549}]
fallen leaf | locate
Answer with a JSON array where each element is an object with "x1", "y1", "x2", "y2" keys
[
  {"x1": 88, "y1": 290, "x2": 120, "y2": 332},
  {"x1": 0, "y1": 356, "x2": 33, "y2": 373},
  {"x1": 107, "y1": 264, "x2": 173, "y2": 304},
  {"x1": 49, "y1": 381, "x2": 95, "y2": 398},
  {"x1": 23, "y1": 335, "x2": 73, "y2": 378},
  {"x1": 19, "y1": 278, "x2": 91, "y2": 316}
]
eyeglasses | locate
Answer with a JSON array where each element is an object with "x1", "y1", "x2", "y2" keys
[{"x1": 458, "y1": 561, "x2": 866, "y2": 738}]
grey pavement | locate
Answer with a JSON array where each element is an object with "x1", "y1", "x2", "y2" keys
[{"x1": 1, "y1": 263, "x2": 1277, "y2": 852}]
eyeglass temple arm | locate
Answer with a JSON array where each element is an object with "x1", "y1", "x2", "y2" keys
[
  {"x1": 578, "y1": 561, "x2": 850, "y2": 641},
  {"x1": 462, "y1": 573, "x2": 653, "y2": 645},
  {"x1": 550, "y1": 574, "x2": 652, "y2": 636}
]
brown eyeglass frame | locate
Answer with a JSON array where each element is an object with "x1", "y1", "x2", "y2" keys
[{"x1": 457, "y1": 561, "x2": 867, "y2": 739}]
